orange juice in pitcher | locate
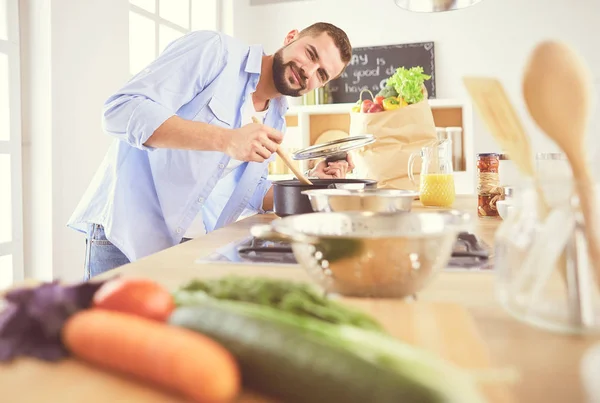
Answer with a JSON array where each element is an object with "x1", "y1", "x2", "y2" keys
[
  {"x1": 408, "y1": 140, "x2": 456, "y2": 208},
  {"x1": 419, "y1": 173, "x2": 455, "y2": 207}
]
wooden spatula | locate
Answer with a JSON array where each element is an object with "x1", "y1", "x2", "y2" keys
[
  {"x1": 251, "y1": 117, "x2": 313, "y2": 185},
  {"x1": 463, "y1": 77, "x2": 537, "y2": 177},
  {"x1": 523, "y1": 40, "x2": 600, "y2": 291}
]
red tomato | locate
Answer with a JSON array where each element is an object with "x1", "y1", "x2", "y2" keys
[
  {"x1": 374, "y1": 96, "x2": 385, "y2": 106},
  {"x1": 361, "y1": 99, "x2": 373, "y2": 113},
  {"x1": 366, "y1": 103, "x2": 384, "y2": 113},
  {"x1": 93, "y1": 278, "x2": 175, "y2": 322}
]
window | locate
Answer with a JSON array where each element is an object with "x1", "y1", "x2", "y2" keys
[
  {"x1": 0, "y1": 0, "x2": 24, "y2": 289},
  {"x1": 128, "y1": 0, "x2": 219, "y2": 76}
]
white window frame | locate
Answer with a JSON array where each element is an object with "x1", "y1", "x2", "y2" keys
[
  {"x1": 129, "y1": 0, "x2": 221, "y2": 74},
  {"x1": 130, "y1": 0, "x2": 190, "y2": 59},
  {"x1": 0, "y1": 0, "x2": 24, "y2": 285}
]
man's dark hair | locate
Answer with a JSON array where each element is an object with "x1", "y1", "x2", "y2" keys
[{"x1": 297, "y1": 22, "x2": 352, "y2": 65}]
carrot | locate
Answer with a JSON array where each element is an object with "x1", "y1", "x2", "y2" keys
[{"x1": 62, "y1": 309, "x2": 240, "y2": 403}]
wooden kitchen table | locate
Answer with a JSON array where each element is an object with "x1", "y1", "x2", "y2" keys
[{"x1": 1, "y1": 195, "x2": 598, "y2": 403}]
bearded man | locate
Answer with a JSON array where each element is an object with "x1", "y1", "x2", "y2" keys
[{"x1": 68, "y1": 22, "x2": 354, "y2": 279}]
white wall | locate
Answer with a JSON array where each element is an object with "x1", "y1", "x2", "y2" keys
[
  {"x1": 231, "y1": 0, "x2": 600, "y2": 160},
  {"x1": 20, "y1": 0, "x2": 129, "y2": 282}
]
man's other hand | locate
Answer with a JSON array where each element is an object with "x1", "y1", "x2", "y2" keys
[{"x1": 310, "y1": 153, "x2": 355, "y2": 179}]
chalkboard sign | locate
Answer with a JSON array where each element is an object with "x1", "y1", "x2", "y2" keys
[{"x1": 327, "y1": 42, "x2": 436, "y2": 104}]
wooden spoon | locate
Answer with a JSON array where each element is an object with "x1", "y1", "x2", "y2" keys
[
  {"x1": 251, "y1": 117, "x2": 313, "y2": 185},
  {"x1": 523, "y1": 40, "x2": 600, "y2": 290}
]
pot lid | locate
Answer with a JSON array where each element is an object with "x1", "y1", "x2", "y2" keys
[{"x1": 291, "y1": 134, "x2": 376, "y2": 161}]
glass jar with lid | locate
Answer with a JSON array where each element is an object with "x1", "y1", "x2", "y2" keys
[
  {"x1": 498, "y1": 153, "x2": 520, "y2": 187},
  {"x1": 536, "y1": 152, "x2": 572, "y2": 179},
  {"x1": 477, "y1": 153, "x2": 502, "y2": 217},
  {"x1": 446, "y1": 127, "x2": 463, "y2": 171},
  {"x1": 535, "y1": 153, "x2": 573, "y2": 208}
]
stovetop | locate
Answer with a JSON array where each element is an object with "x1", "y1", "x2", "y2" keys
[{"x1": 196, "y1": 232, "x2": 493, "y2": 271}]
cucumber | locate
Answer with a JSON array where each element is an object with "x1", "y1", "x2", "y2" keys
[{"x1": 169, "y1": 302, "x2": 448, "y2": 403}]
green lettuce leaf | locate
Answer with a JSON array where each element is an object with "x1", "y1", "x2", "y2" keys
[{"x1": 386, "y1": 66, "x2": 431, "y2": 104}]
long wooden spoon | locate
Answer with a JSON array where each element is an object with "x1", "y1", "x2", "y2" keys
[
  {"x1": 523, "y1": 40, "x2": 600, "y2": 290},
  {"x1": 251, "y1": 117, "x2": 313, "y2": 185}
]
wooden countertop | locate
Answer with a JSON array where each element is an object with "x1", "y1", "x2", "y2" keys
[
  {"x1": 110, "y1": 195, "x2": 599, "y2": 403},
  {"x1": 3, "y1": 195, "x2": 598, "y2": 402}
]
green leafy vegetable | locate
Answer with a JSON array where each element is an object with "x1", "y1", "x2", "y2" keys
[
  {"x1": 376, "y1": 85, "x2": 399, "y2": 99},
  {"x1": 174, "y1": 276, "x2": 384, "y2": 332},
  {"x1": 386, "y1": 66, "x2": 431, "y2": 104}
]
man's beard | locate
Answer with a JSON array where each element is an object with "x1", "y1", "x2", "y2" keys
[{"x1": 272, "y1": 49, "x2": 307, "y2": 97}]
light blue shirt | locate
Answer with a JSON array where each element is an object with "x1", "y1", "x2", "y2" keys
[{"x1": 67, "y1": 30, "x2": 288, "y2": 262}]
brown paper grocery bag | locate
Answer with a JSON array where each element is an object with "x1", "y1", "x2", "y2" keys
[{"x1": 350, "y1": 99, "x2": 437, "y2": 190}]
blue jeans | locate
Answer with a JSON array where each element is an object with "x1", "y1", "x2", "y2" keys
[
  {"x1": 84, "y1": 224, "x2": 130, "y2": 280},
  {"x1": 84, "y1": 224, "x2": 192, "y2": 280}
]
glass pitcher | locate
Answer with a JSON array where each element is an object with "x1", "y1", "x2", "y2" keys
[{"x1": 408, "y1": 140, "x2": 456, "y2": 207}]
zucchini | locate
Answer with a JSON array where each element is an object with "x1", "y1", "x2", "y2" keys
[{"x1": 169, "y1": 300, "x2": 485, "y2": 403}]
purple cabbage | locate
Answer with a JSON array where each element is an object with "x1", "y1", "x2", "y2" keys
[{"x1": 0, "y1": 279, "x2": 113, "y2": 362}]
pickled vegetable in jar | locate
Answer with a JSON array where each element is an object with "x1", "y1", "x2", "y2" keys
[{"x1": 477, "y1": 153, "x2": 502, "y2": 217}]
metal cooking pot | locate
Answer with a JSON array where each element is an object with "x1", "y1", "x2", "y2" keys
[
  {"x1": 272, "y1": 179, "x2": 378, "y2": 217},
  {"x1": 301, "y1": 188, "x2": 419, "y2": 213},
  {"x1": 251, "y1": 210, "x2": 472, "y2": 298}
]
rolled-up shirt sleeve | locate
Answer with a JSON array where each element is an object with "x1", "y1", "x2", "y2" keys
[
  {"x1": 101, "y1": 31, "x2": 226, "y2": 151},
  {"x1": 246, "y1": 117, "x2": 288, "y2": 214},
  {"x1": 246, "y1": 160, "x2": 275, "y2": 214}
]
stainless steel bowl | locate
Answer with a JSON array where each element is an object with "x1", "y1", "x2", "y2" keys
[
  {"x1": 301, "y1": 188, "x2": 419, "y2": 213},
  {"x1": 251, "y1": 210, "x2": 471, "y2": 298}
]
